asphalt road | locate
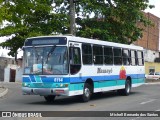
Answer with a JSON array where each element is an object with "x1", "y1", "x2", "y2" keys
[{"x1": 0, "y1": 82, "x2": 160, "y2": 120}]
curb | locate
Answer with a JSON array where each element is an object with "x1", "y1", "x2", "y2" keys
[
  {"x1": 144, "y1": 82, "x2": 160, "y2": 85},
  {"x1": 0, "y1": 88, "x2": 8, "y2": 98}
]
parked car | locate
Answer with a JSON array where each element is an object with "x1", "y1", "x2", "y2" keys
[{"x1": 145, "y1": 72, "x2": 160, "y2": 80}]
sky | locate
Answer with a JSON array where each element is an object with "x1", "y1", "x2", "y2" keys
[
  {"x1": 0, "y1": 0, "x2": 160, "y2": 58},
  {"x1": 145, "y1": 0, "x2": 160, "y2": 18}
]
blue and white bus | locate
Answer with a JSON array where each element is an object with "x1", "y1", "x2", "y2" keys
[{"x1": 22, "y1": 35, "x2": 145, "y2": 102}]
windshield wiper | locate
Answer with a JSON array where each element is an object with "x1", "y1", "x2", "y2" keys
[
  {"x1": 46, "y1": 45, "x2": 56, "y2": 63},
  {"x1": 33, "y1": 46, "x2": 40, "y2": 63}
]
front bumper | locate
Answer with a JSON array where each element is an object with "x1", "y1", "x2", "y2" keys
[{"x1": 22, "y1": 87, "x2": 69, "y2": 96}]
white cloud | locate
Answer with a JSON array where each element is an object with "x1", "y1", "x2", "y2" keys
[
  {"x1": 145, "y1": 0, "x2": 160, "y2": 18},
  {"x1": 0, "y1": 37, "x2": 23, "y2": 58},
  {"x1": 0, "y1": 36, "x2": 8, "y2": 42}
]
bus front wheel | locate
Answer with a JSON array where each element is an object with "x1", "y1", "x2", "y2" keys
[
  {"x1": 44, "y1": 95, "x2": 56, "y2": 103},
  {"x1": 118, "y1": 80, "x2": 131, "y2": 96},
  {"x1": 81, "y1": 83, "x2": 92, "y2": 102}
]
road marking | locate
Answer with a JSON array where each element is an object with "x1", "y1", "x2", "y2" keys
[
  {"x1": 0, "y1": 88, "x2": 8, "y2": 98},
  {"x1": 155, "y1": 109, "x2": 160, "y2": 111},
  {"x1": 145, "y1": 82, "x2": 160, "y2": 85},
  {"x1": 140, "y1": 99, "x2": 156, "y2": 105}
]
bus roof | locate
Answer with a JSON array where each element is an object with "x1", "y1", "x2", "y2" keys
[{"x1": 26, "y1": 35, "x2": 143, "y2": 50}]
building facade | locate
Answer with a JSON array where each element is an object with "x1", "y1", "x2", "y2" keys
[
  {"x1": 0, "y1": 57, "x2": 22, "y2": 82},
  {"x1": 135, "y1": 12, "x2": 160, "y2": 51},
  {"x1": 0, "y1": 57, "x2": 15, "y2": 81},
  {"x1": 134, "y1": 12, "x2": 160, "y2": 74}
]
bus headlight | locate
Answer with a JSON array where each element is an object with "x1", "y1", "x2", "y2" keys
[
  {"x1": 22, "y1": 83, "x2": 30, "y2": 87},
  {"x1": 60, "y1": 84, "x2": 68, "y2": 87},
  {"x1": 60, "y1": 84, "x2": 63, "y2": 87},
  {"x1": 55, "y1": 83, "x2": 68, "y2": 88}
]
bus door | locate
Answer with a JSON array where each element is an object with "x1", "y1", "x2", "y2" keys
[{"x1": 69, "y1": 42, "x2": 82, "y2": 83}]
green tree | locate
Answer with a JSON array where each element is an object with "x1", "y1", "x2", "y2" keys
[
  {"x1": 0, "y1": 0, "x2": 153, "y2": 58},
  {"x1": 55, "y1": 0, "x2": 154, "y2": 44},
  {"x1": 78, "y1": 0, "x2": 154, "y2": 44},
  {"x1": 0, "y1": 0, "x2": 69, "y2": 59}
]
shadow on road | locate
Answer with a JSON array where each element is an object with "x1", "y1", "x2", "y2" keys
[{"x1": 27, "y1": 91, "x2": 142, "y2": 105}]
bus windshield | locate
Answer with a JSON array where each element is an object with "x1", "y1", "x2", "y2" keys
[{"x1": 23, "y1": 46, "x2": 68, "y2": 75}]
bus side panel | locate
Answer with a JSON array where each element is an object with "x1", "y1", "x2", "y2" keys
[{"x1": 68, "y1": 82, "x2": 84, "y2": 96}]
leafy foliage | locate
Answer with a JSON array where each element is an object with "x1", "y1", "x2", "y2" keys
[
  {"x1": 0, "y1": 0, "x2": 153, "y2": 58},
  {"x1": 76, "y1": 0, "x2": 153, "y2": 44},
  {"x1": 0, "y1": 0, "x2": 69, "y2": 58},
  {"x1": 53, "y1": 0, "x2": 154, "y2": 44}
]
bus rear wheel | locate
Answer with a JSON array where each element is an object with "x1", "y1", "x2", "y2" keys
[
  {"x1": 44, "y1": 95, "x2": 56, "y2": 103},
  {"x1": 118, "y1": 80, "x2": 131, "y2": 96},
  {"x1": 81, "y1": 83, "x2": 92, "y2": 102}
]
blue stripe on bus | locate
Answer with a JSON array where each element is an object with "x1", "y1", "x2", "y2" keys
[
  {"x1": 22, "y1": 74, "x2": 145, "y2": 83},
  {"x1": 29, "y1": 75, "x2": 36, "y2": 82},
  {"x1": 70, "y1": 74, "x2": 145, "y2": 83},
  {"x1": 137, "y1": 74, "x2": 145, "y2": 78},
  {"x1": 41, "y1": 77, "x2": 70, "y2": 83},
  {"x1": 23, "y1": 77, "x2": 30, "y2": 82},
  {"x1": 41, "y1": 77, "x2": 54, "y2": 83}
]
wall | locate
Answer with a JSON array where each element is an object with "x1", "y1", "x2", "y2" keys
[
  {"x1": 144, "y1": 49, "x2": 159, "y2": 62},
  {"x1": 0, "y1": 68, "x2": 4, "y2": 81},
  {"x1": 134, "y1": 12, "x2": 160, "y2": 51},
  {"x1": 0, "y1": 57, "x2": 16, "y2": 82},
  {"x1": 15, "y1": 68, "x2": 23, "y2": 82},
  {"x1": 0, "y1": 57, "x2": 15, "y2": 68},
  {"x1": 4, "y1": 68, "x2": 10, "y2": 82},
  {"x1": 4, "y1": 65, "x2": 23, "y2": 82},
  {"x1": 145, "y1": 62, "x2": 160, "y2": 74}
]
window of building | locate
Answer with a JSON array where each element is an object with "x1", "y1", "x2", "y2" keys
[{"x1": 149, "y1": 67, "x2": 155, "y2": 74}]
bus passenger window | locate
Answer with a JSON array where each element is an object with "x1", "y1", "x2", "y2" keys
[
  {"x1": 69, "y1": 47, "x2": 81, "y2": 75},
  {"x1": 82, "y1": 44, "x2": 92, "y2": 64},
  {"x1": 113, "y1": 48, "x2": 122, "y2": 65},
  {"x1": 131, "y1": 50, "x2": 136, "y2": 66},
  {"x1": 104, "y1": 47, "x2": 113, "y2": 65},
  {"x1": 93, "y1": 45, "x2": 103, "y2": 64},
  {"x1": 122, "y1": 49, "x2": 130, "y2": 65},
  {"x1": 137, "y1": 51, "x2": 144, "y2": 65}
]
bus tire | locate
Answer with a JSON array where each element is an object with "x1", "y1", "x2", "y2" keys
[
  {"x1": 44, "y1": 95, "x2": 55, "y2": 103},
  {"x1": 118, "y1": 80, "x2": 131, "y2": 96},
  {"x1": 81, "y1": 83, "x2": 92, "y2": 102}
]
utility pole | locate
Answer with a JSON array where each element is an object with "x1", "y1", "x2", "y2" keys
[{"x1": 69, "y1": 0, "x2": 76, "y2": 36}]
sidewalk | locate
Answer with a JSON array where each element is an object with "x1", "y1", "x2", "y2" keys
[
  {"x1": 0, "y1": 85, "x2": 8, "y2": 98},
  {"x1": 145, "y1": 79, "x2": 160, "y2": 85}
]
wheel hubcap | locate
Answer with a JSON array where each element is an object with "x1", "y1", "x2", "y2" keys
[
  {"x1": 84, "y1": 88, "x2": 90, "y2": 97},
  {"x1": 126, "y1": 83, "x2": 130, "y2": 93}
]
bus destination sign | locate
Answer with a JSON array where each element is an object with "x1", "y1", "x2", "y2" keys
[
  {"x1": 32, "y1": 39, "x2": 59, "y2": 45},
  {"x1": 25, "y1": 37, "x2": 67, "y2": 46}
]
